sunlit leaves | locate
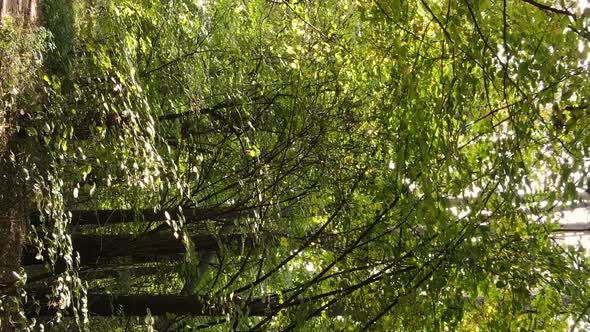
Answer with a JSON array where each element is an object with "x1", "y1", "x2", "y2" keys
[{"x1": 4, "y1": 0, "x2": 590, "y2": 330}]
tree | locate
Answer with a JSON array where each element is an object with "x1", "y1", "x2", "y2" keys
[{"x1": 2, "y1": 0, "x2": 590, "y2": 330}]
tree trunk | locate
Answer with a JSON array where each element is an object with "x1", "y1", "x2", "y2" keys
[
  {"x1": 79, "y1": 264, "x2": 173, "y2": 280},
  {"x1": 33, "y1": 293, "x2": 281, "y2": 317},
  {"x1": 29, "y1": 205, "x2": 266, "y2": 226},
  {"x1": 23, "y1": 232, "x2": 254, "y2": 267}
]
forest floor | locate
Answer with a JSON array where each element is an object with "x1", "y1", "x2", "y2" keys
[
  {"x1": 0, "y1": 0, "x2": 40, "y2": 295},
  {"x1": 0, "y1": 162, "x2": 26, "y2": 289},
  {"x1": 0, "y1": 97, "x2": 26, "y2": 292},
  {"x1": 0, "y1": 98, "x2": 26, "y2": 332}
]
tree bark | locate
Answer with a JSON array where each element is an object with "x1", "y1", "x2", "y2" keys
[
  {"x1": 29, "y1": 205, "x2": 253, "y2": 226},
  {"x1": 33, "y1": 293, "x2": 281, "y2": 317},
  {"x1": 23, "y1": 232, "x2": 254, "y2": 267},
  {"x1": 79, "y1": 264, "x2": 173, "y2": 280}
]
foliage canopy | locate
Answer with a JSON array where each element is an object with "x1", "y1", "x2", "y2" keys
[{"x1": 2, "y1": 0, "x2": 590, "y2": 330}]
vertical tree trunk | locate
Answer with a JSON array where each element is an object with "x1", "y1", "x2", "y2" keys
[
  {"x1": 0, "y1": 0, "x2": 6, "y2": 21},
  {"x1": 22, "y1": 233, "x2": 254, "y2": 266},
  {"x1": 33, "y1": 293, "x2": 280, "y2": 317},
  {"x1": 79, "y1": 264, "x2": 173, "y2": 280},
  {"x1": 29, "y1": 205, "x2": 254, "y2": 226}
]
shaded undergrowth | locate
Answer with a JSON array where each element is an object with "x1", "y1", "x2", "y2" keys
[{"x1": 0, "y1": 15, "x2": 52, "y2": 331}]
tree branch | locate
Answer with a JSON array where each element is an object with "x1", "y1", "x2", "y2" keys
[{"x1": 521, "y1": 0, "x2": 576, "y2": 18}]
